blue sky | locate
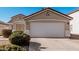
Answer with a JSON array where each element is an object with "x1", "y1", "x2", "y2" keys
[{"x1": 0, "y1": 7, "x2": 78, "y2": 22}]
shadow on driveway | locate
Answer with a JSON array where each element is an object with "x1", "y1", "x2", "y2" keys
[{"x1": 29, "y1": 42, "x2": 47, "y2": 51}]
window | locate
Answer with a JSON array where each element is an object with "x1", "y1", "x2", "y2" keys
[{"x1": 16, "y1": 24, "x2": 25, "y2": 31}]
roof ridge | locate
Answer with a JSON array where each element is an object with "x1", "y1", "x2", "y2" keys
[
  {"x1": 24, "y1": 7, "x2": 72, "y2": 20},
  {"x1": 0, "y1": 20, "x2": 8, "y2": 24},
  {"x1": 12, "y1": 14, "x2": 26, "y2": 18}
]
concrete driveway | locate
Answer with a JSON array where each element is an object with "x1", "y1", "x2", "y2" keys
[{"x1": 29, "y1": 38, "x2": 79, "y2": 51}]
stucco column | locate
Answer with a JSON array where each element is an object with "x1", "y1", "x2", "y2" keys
[
  {"x1": 25, "y1": 20, "x2": 30, "y2": 35},
  {"x1": 65, "y1": 22, "x2": 70, "y2": 37}
]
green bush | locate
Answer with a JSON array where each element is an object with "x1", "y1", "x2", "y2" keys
[
  {"x1": 0, "y1": 32, "x2": 2, "y2": 36},
  {"x1": 2, "y1": 29, "x2": 12, "y2": 38},
  {"x1": 9, "y1": 31, "x2": 30, "y2": 46},
  {"x1": 0, "y1": 45, "x2": 28, "y2": 51}
]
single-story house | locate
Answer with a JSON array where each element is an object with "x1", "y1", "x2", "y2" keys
[
  {"x1": 8, "y1": 8, "x2": 72, "y2": 38},
  {"x1": 68, "y1": 10, "x2": 79, "y2": 34}
]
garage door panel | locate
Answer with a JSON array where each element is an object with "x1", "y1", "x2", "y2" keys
[{"x1": 30, "y1": 22, "x2": 65, "y2": 37}]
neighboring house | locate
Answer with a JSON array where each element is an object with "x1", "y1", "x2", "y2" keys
[
  {"x1": 9, "y1": 8, "x2": 72, "y2": 37},
  {"x1": 68, "y1": 10, "x2": 79, "y2": 34},
  {"x1": 0, "y1": 20, "x2": 9, "y2": 34}
]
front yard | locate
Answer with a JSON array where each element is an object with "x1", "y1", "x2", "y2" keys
[{"x1": 1, "y1": 36, "x2": 79, "y2": 51}]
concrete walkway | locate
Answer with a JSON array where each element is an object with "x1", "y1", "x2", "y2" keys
[{"x1": 29, "y1": 38, "x2": 79, "y2": 51}]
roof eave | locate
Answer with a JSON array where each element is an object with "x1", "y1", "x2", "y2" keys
[{"x1": 24, "y1": 8, "x2": 73, "y2": 20}]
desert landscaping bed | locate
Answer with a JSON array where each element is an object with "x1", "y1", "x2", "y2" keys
[{"x1": 0, "y1": 36, "x2": 31, "y2": 51}]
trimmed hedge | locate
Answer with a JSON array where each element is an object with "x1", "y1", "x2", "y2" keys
[
  {"x1": 9, "y1": 31, "x2": 30, "y2": 46},
  {"x1": 2, "y1": 29, "x2": 12, "y2": 38}
]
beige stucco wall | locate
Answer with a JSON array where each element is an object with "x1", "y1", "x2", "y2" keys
[
  {"x1": 9, "y1": 14, "x2": 27, "y2": 33},
  {"x1": 9, "y1": 20, "x2": 26, "y2": 33},
  {"x1": 69, "y1": 11, "x2": 79, "y2": 34},
  {"x1": 26, "y1": 10, "x2": 69, "y2": 21}
]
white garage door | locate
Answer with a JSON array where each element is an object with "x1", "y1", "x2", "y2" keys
[{"x1": 30, "y1": 22, "x2": 65, "y2": 37}]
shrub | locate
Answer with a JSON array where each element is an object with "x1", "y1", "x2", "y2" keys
[
  {"x1": 0, "y1": 44, "x2": 28, "y2": 51},
  {"x1": 9, "y1": 31, "x2": 30, "y2": 46},
  {"x1": 0, "y1": 32, "x2": 2, "y2": 36},
  {"x1": 2, "y1": 29, "x2": 12, "y2": 38}
]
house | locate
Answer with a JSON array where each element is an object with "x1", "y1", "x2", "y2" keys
[
  {"x1": 9, "y1": 8, "x2": 72, "y2": 38},
  {"x1": 0, "y1": 20, "x2": 9, "y2": 34},
  {"x1": 68, "y1": 10, "x2": 79, "y2": 34}
]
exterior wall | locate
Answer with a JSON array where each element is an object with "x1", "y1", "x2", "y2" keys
[
  {"x1": 25, "y1": 11, "x2": 70, "y2": 37},
  {"x1": 69, "y1": 11, "x2": 79, "y2": 34},
  {"x1": 65, "y1": 22, "x2": 70, "y2": 37},
  {"x1": 12, "y1": 20, "x2": 26, "y2": 33},
  {"x1": 9, "y1": 15, "x2": 27, "y2": 33},
  {"x1": 27, "y1": 10, "x2": 69, "y2": 21}
]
